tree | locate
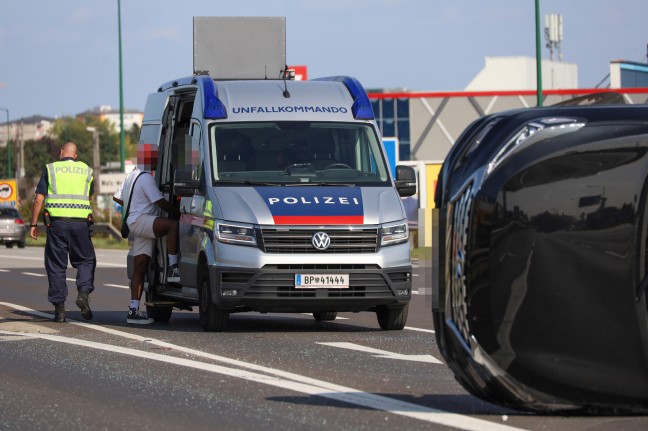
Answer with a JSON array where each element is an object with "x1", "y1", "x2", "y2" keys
[
  {"x1": 125, "y1": 123, "x2": 140, "y2": 160},
  {"x1": 49, "y1": 115, "x2": 120, "y2": 170},
  {"x1": 24, "y1": 136, "x2": 58, "y2": 178},
  {"x1": 0, "y1": 140, "x2": 16, "y2": 179}
]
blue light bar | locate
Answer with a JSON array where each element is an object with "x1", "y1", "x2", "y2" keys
[
  {"x1": 313, "y1": 76, "x2": 374, "y2": 120},
  {"x1": 198, "y1": 77, "x2": 227, "y2": 119}
]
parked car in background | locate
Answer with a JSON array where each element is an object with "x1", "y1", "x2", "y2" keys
[
  {"x1": 0, "y1": 207, "x2": 26, "y2": 248},
  {"x1": 433, "y1": 102, "x2": 648, "y2": 413}
]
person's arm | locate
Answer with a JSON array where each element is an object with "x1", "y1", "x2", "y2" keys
[
  {"x1": 31, "y1": 168, "x2": 49, "y2": 240},
  {"x1": 30, "y1": 194, "x2": 45, "y2": 240},
  {"x1": 138, "y1": 173, "x2": 178, "y2": 218},
  {"x1": 113, "y1": 172, "x2": 131, "y2": 206}
]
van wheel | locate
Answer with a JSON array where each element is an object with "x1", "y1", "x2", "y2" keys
[
  {"x1": 5, "y1": 243, "x2": 13, "y2": 248},
  {"x1": 376, "y1": 304, "x2": 409, "y2": 330},
  {"x1": 198, "y1": 264, "x2": 229, "y2": 332},
  {"x1": 146, "y1": 305, "x2": 172, "y2": 323},
  {"x1": 17, "y1": 241, "x2": 25, "y2": 249},
  {"x1": 313, "y1": 312, "x2": 337, "y2": 321}
]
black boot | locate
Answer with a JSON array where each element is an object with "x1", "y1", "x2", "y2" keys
[
  {"x1": 54, "y1": 303, "x2": 66, "y2": 323},
  {"x1": 76, "y1": 291, "x2": 93, "y2": 320}
]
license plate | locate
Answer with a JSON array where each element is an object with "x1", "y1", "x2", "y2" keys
[{"x1": 295, "y1": 274, "x2": 349, "y2": 289}]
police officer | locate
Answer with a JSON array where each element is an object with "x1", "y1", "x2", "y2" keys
[{"x1": 30, "y1": 142, "x2": 96, "y2": 323}]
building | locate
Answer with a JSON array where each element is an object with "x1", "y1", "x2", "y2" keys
[
  {"x1": 78, "y1": 105, "x2": 143, "y2": 132},
  {"x1": 465, "y1": 56, "x2": 577, "y2": 91},
  {"x1": 0, "y1": 115, "x2": 55, "y2": 146},
  {"x1": 610, "y1": 60, "x2": 648, "y2": 88},
  {"x1": 0, "y1": 104, "x2": 144, "y2": 146},
  {"x1": 370, "y1": 57, "x2": 648, "y2": 163}
]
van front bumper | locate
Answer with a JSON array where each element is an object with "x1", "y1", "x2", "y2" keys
[{"x1": 209, "y1": 263, "x2": 412, "y2": 313}]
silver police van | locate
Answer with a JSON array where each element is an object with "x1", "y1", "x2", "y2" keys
[{"x1": 133, "y1": 17, "x2": 417, "y2": 331}]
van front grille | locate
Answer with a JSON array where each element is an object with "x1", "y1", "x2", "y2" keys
[{"x1": 259, "y1": 226, "x2": 379, "y2": 254}]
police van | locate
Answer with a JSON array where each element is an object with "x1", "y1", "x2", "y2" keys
[{"x1": 134, "y1": 17, "x2": 417, "y2": 331}]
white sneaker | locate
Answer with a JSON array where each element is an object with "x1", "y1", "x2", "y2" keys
[{"x1": 126, "y1": 308, "x2": 154, "y2": 325}]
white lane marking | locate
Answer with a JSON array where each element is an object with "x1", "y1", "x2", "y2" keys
[
  {"x1": 405, "y1": 326, "x2": 435, "y2": 334},
  {"x1": 22, "y1": 272, "x2": 46, "y2": 277},
  {"x1": 9, "y1": 273, "x2": 124, "y2": 283},
  {"x1": 318, "y1": 342, "x2": 443, "y2": 364},
  {"x1": 93, "y1": 262, "x2": 126, "y2": 268},
  {"x1": 105, "y1": 283, "x2": 129, "y2": 289},
  {"x1": 0, "y1": 330, "x2": 520, "y2": 431},
  {"x1": 0, "y1": 269, "x2": 9, "y2": 272},
  {"x1": 0, "y1": 253, "x2": 125, "y2": 268},
  {"x1": 0, "y1": 254, "x2": 43, "y2": 262},
  {"x1": 0, "y1": 302, "x2": 523, "y2": 431},
  {"x1": 0, "y1": 277, "x2": 432, "y2": 334}
]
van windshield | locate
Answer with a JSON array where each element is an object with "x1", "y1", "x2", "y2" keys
[{"x1": 209, "y1": 122, "x2": 390, "y2": 185}]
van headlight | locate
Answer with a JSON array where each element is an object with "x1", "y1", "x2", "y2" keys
[
  {"x1": 380, "y1": 220, "x2": 408, "y2": 247},
  {"x1": 216, "y1": 221, "x2": 257, "y2": 246}
]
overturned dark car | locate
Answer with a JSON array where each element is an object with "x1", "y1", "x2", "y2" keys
[{"x1": 433, "y1": 102, "x2": 648, "y2": 413}]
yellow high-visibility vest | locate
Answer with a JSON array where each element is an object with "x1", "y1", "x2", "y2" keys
[{"x1": 45, "y1": 160, "x2": 93, "y2": 218}]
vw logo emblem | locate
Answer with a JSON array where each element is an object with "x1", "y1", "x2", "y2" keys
[{"x1": 312, "y1": 232, "x2": 331, "y2": 250}]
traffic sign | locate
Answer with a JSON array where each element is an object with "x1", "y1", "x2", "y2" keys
[{"x1": 0, "y1": 179, "x2": 17, "y2": 206}]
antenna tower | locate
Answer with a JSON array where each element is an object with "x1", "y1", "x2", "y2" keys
[{"x1": 544, "y1": 13, "x2": 563, "y2": 61}]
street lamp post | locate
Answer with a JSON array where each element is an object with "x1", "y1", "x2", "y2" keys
[
  {"x1": 535, "y1": 0, "x2": 543, "y2": 107},
  {"x1": 86, "y1": 127, "x2": 101, "y2": 194},
  {"x1": 117, "y1": 0, "x2": 125, "y2": 172},
  {"x1": 0, "y1": 108, "x2": 10, "y2": 178}
]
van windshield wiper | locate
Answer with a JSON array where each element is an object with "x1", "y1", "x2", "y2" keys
[
  {"x1": 215, "y1": 180, "x2": 357, "y2": 187},
  {"x1": 215, "y1": 180, "x2": 288, "y2": 186},
  {"x1": 285, "y1": 182, "x2": 356, "y2": 187}
]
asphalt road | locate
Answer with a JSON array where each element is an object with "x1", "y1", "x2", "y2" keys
[{"x1": 0, "y1": 247, "x2": 646, "y2": 431}]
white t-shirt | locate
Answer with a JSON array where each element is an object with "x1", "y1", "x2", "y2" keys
[{"x1": 113, "y1": 168, "x2": 163, "y2": 225}]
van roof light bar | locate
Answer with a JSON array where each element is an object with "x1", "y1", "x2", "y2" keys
[
  {"x1": 198, "y1": 76, "x2": 227, "y2": 119},
  {"x1": 313, "y1": 76, "x2": 374, "y2": 120}
]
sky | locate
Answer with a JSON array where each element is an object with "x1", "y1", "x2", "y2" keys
[{"x1": 0, "y1": 0, "x2": 646, "y2": 121}]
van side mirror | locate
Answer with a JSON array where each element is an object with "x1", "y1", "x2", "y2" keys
[
  {"x1": 395, "y1": 165, "x2": 417, "y2": 197},
  {"x1": 174, "y1": 168, "x2": 200, "y2": 197}
]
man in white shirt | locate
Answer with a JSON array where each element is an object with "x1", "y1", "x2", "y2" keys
[{"x1": 113, "y1": 143, "x2": 180, "y2": 324}]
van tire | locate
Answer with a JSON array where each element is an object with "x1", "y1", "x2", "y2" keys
[
  {"x1": 147, "y1": 305, "x2": 172, "y2": 323},
  {"x1": 198, "y1": 264, "x2": 229, "y2": 332},
  {"x1": 376, "y1": 304, "x2": 409, "y2": 330},
  {"x1": 313, "y1": 312, "x2": 337, "y2": 321}
]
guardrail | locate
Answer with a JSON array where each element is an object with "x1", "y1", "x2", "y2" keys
[{"x1": 94, "y1": 223, "x2": 122, "y2": 240}]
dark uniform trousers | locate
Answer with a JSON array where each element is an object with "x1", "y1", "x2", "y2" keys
[{"x1": 45, "y1": 219, "x2": 97, "y2": 305}]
